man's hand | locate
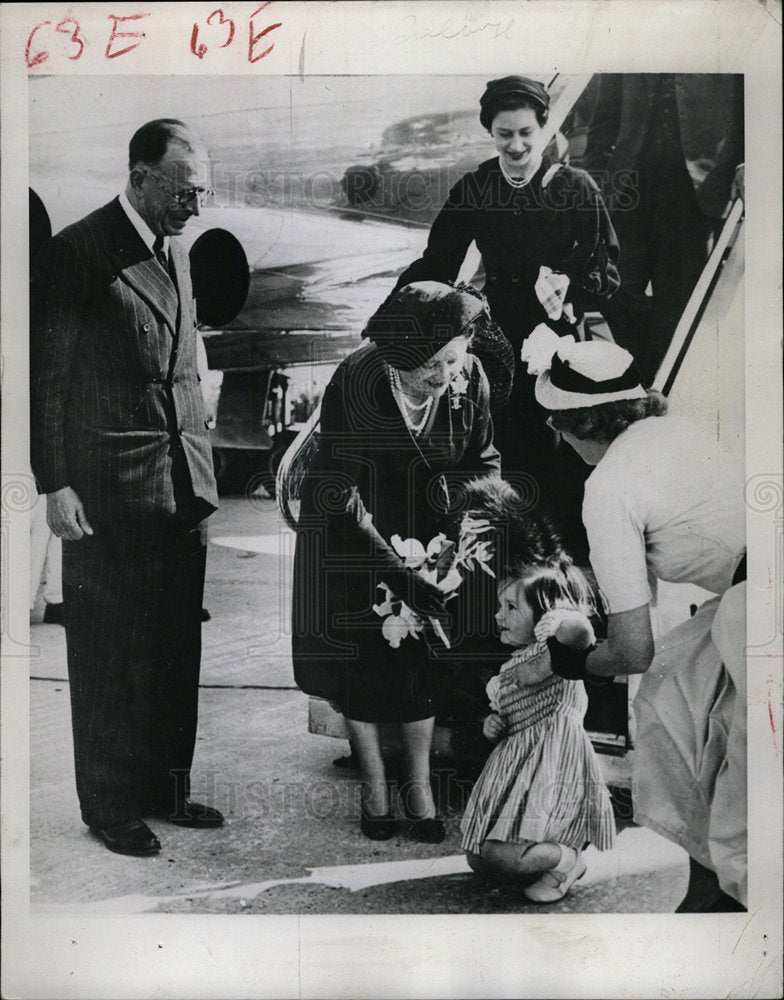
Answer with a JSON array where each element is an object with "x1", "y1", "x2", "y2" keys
[
  {"x1": 46, "y1": 487, "x2": 94, "y2": 541},
  {"x1": 482, "y1": 712, "x2": 505, "y2": 742}
]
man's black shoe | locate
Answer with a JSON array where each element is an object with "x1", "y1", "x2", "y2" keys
[
  {"x1": 91, "y1": 819, "x2": 161, "y2": 857},
  {"x1": 159, "y1": 800, "x2": 224, "y2": 828},
  {"x1": 43, "y1": 602, "x2": 65, "y2": 625}
]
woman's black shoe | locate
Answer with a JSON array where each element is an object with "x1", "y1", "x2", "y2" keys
[
  {"x1": 360, "y1": 810, "x2": 396, "y2": 840},
  {"x1": 43, "y1": 602, "x2": 65, "y2": 625},
  {"x1": 333, "y1": 753, "x2": 360, "y2": 771},
  {"x1": 407, "y1": 816, "x2": 446, "y2": 844}
]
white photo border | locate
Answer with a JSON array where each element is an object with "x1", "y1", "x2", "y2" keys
[{"x1": 2, "y1": 2, "x2": 782, "y2": 997}]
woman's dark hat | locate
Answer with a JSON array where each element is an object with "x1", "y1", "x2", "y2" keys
[
  {"x1": 479, "y1": 76, "x2": 550, "y2": 130},
  {"x1": 362, "y1": 281, "x2": 491, "y2": 371}
]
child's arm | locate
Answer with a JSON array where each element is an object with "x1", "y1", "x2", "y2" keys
[
  {"x1": 482, "y1": 712, "x2": 505, "y2": 742},
  {"x1": 482, "y1": 676, "x2": 505, "y2": 742}
]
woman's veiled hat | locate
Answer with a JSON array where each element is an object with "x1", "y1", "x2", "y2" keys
[
  {"x1": 523, "y1": 327, "x2": 647, "y2": 409},
  {"x1": 479, "y1": 76, "x2": 550, "y2": 130},
  {"x1": 362, "y1": 281, "x2": 492, "y2": 372}
]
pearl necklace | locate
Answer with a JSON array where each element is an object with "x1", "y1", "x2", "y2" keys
[
  {"x1": 499, "y1": 157, "x2": 539, "y2": 189},
  {"x1": 389, "y1": 366, "x2": 433, "y2": 434}
]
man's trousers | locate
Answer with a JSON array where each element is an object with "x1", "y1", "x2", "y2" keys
[{"x1": 62, "y1": 517, "x2": 208, "y2": 828}]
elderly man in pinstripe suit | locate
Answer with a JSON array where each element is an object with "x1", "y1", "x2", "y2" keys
[{"x1": 31, "y1": 119, "x2": 224, "y2": 856}]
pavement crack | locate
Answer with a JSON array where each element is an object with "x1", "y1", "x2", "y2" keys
[{"x1": 31, "y1": 676, "x2": 299, "y2": 691}]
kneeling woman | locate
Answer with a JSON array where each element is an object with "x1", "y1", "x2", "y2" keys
[
  {"x1": 292, "y1": 282, "x2": 502, "y2": 842},
  {"x1": 526, "y1": 335, "x2": 747, "y2": 911}
]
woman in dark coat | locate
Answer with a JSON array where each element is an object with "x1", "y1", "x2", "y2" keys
[
  {"x1": 395, "y1": 76, "x2": 620, "y2": 558},
  {"x1": 292, "y1": 282, "x2": 501, "y2": 842}
]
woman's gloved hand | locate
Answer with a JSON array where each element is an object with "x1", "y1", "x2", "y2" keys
[
  {"x1": 383, "y1": 567, "x2": 449, "y2": 621},
  {"x1": 535, "y1": 609, "x2": 611, "y2": 684},
  {"x1": 535, "y1": 265, "x2": 571, "y2": 321}
]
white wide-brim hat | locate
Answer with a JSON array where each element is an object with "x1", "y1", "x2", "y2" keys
[{"x1": 523, "y1": 328, "x2": 647, "y2": 410}]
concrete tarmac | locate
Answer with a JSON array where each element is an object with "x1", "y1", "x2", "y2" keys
[{"x1": 29, "y1": 494, "x2": 689, "y2": 916}]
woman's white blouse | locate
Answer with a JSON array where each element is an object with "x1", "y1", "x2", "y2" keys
[{"x1": 582, "y1": 415, "x2": 746, "y2": 614}]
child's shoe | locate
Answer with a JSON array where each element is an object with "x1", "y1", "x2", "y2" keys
[{"x1": 523, "y1": 846, "x2": 587, "y2": 903}]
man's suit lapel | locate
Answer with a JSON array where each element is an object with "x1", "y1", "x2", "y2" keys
[
  {"x1": 170, "y1": 239, "x2": 194, "y2": 362},
  {"x1": 104, "y1": 199, "x2": 179, "y2": 335}
]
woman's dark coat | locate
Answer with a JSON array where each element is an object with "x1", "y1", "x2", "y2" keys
[{"x1": 291, "y1": 345, "x2": 501, "y2": 722}]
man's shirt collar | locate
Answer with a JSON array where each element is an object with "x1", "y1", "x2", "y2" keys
[{"x1": 118, "y1": 191, "x2": 167, "y2": 254}]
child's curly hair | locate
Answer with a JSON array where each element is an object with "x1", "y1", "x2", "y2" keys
[{"x1": 504, "y1": 555, "x2": 595, "y2": 625}]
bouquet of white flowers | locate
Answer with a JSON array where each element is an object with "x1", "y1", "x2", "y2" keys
[{"x1": 373, "y1": 513, "x2": 495, "y2": 649}]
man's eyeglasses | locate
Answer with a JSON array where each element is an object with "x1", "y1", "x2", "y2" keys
[{"x1": 145, "y1": 171, "x2": 214, "y2": 207}]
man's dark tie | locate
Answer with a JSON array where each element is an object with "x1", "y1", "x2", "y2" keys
[{"x1": 152, "y1": 235, "x2": 173, "y2": 281}]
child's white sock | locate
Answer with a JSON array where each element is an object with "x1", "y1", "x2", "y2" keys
[{"x1": 551, "y1": 844, "x2": 577, "y2": 874}]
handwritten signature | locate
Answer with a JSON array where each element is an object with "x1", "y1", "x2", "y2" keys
[{"x1": 399, "y1": 12, "x2": 516, "y2": 42}]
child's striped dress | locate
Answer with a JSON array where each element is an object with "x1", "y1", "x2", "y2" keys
[{"x1": 460, "y1": 641, "x2": 616, "y2": 854}]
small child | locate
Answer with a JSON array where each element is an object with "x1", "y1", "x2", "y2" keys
[{"x1": 460, "y1": 554, "x2": 616, "y2": 903}]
